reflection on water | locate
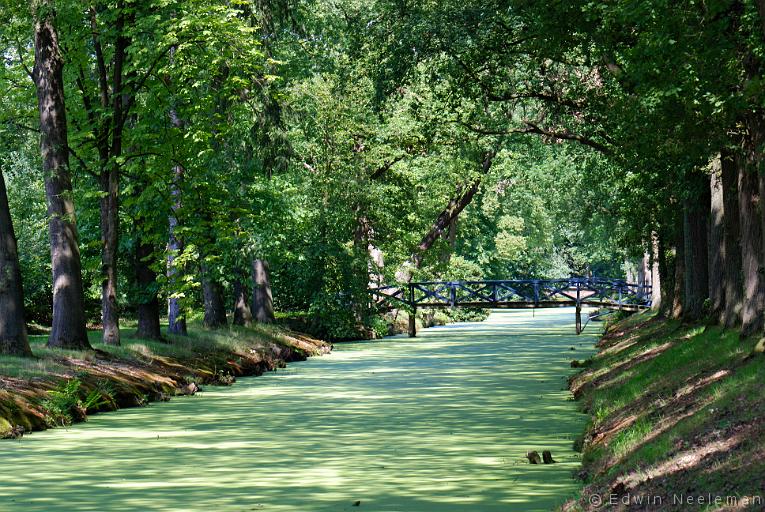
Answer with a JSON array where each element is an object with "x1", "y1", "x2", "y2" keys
[{"x1": 0, "y1": 309, "x2": 598, "y2": 511}]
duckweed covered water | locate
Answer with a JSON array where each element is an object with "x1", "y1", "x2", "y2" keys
[{"x1": 0, "y1": 309, "x2": 598, "y2": 511}]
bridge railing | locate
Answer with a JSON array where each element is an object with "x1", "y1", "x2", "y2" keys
[{"x1": 370, "y1": 277, "x2": 652, "y2": 311}]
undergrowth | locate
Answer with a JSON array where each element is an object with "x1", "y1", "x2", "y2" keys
[{"x1": 38, "y1": 378, "x2": 117, "y2": 427}]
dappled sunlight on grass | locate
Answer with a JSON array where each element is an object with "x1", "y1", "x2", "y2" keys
[
  {"x1": 568, "y1": 314, "x2": 765, "y2": 510},
  {"x1": 0, "y1": 321, "x2": 301, "y2": 381},
  {"x1": 0, "y1": 309, "x2": 596, "y2": 511}
]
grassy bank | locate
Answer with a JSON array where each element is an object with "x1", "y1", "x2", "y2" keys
[
  {"x1": 0, "y1": 322, "x2": 330, "y2": 437},
  {"x1": 563, "y1": 312, "x2": 765, "y2": 511}
]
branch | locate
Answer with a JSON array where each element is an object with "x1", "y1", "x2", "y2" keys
[
  {"x1": 76, "y1": 66, "x2": 99, "y2": 132},
  {"x1": 68, "y1": 146, "x2": 96, "y2": 178},
  {"x1": 3, "y1": 121, "x2": 39, "y2": 133},
  {"x1": 122, "y1": 44, "x2": 173, "y2": 125},
  {"x1": 458, "y1": 119, "x2": 612, "y2": 155},
  {"x1": 89, "y1": 6, "x2": 111, "y2": 109},
  {"x1": 122, "y1": 150, "x2": 186, "y2": 169},
  {"x1": 458, "y1": 121, "x2": 515, "y2": 136},
  {"x1": 406, "y1": 149, "x2": 498, "y2": 274},
  {"x1": 520, "y1": 121, "x2": 612, "y2": 155},
  {"x1": 486, "y1": 90, "x2": 584, "y2": 110},
  {"x1": 15, "y1": 40, "x2": 33, "y2": 80},
  {"x1": 370, "y1": 154, "x2": 406, "y2": 180}
]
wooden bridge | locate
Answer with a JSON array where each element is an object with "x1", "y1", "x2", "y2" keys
[{"x1": 370, "y1": 277, "x2": 652, "y2": 336}]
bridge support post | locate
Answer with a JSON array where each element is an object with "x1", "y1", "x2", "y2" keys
[
  {"x1": 575, "y1": 303, "x2": 582, "y2": 335},
  {"x1": 408, "y1": 307, "x2": 417, "y2": 338}
]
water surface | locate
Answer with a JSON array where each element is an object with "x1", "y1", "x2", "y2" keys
[{"x1": 0, "y1": 309, "x2": 597, "y2": 511}]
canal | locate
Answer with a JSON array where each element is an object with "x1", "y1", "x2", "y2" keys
[{"x1": 0, "y1": 309, "x2": 597, "y2": 511}]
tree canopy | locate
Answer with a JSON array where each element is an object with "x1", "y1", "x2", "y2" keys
[{"x1": 2, "y1": 0, "x2": 765, "y2": 351}]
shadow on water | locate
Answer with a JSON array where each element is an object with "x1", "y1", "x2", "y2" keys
[{"x1": 0, "y1": 308, "x2": 598, "y2": 512}]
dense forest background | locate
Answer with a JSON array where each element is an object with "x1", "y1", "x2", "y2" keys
[{"x1": 2, "y1": 0, "x2": 765, "y2": 353}]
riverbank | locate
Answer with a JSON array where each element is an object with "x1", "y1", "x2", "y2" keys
[
  {"x1": 564, "y1": 312, "x2": 765, "y2": 511},
  {"x1": 0, "y1": 324, "x2": 330, "y2": 437}
]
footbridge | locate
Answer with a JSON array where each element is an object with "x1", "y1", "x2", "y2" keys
[{"x1": 370, "y1": 277, "x2": 652, "y2": 336}]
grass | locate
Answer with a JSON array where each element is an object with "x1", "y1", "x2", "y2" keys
[
  {"x1": 0, "y1": 320, "x2": 299, "y2": 380},
  {"x1": 565, "y1": 312, "x2": 765, "y2": 511}
]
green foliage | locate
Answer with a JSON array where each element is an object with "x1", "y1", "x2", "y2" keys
[
  {"x1": 307, "y1": 293, "x2": 362, "y2": 340},
  {"x1": 39, "y1": 379, "x2": 83, "y2": 427},
  {"x1": 38, "y1": 378, "x2": 117, "y2": 427},
  {"x1": 6, "y1": 0, "x2": 757, "y2": 342}
]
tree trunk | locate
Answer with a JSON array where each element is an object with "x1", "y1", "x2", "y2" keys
[
  {"x1": 251, "y1": 258, "x2": 274, "y2": 323},
  {"x1": 682, "y1": 176, "x2": 710, "y2": 322},
  {"x1": 201, "y1": 264, "x2": 228, "y2": 329},
  {"x1": 650, "y1": 234, "x2": 662, "y2": 311},
  {"x1": 637, "y1": 254, "x2": 648, "y2": 288},
  {"x1": 671, "y1": 222, "x2": 685, "y2": 320},
  {"x1": 99, "y1": 166, "x2": 120, "y2": 345},
  {"x1": 708, "y1": 156, "x2": 725, "y2": 318},
  {"x1": 135, "y1": 240, "x2": 162, "y2": 340},
  {"x1": 396, "y1": 151, "x2": 495, "y2": 281},
  {"x1": 96, "y1": 6, "x2": 128, "y2": 346},
  {"x1": 625, "y1": 261, "x2": 635, "y2": 284},
  {"x1": 167, "y1": 165, "x2": 187, "y2": 336},
  {"x1": 355, "y1": 211, "x2": 385, "y2": 286},
  {"x1": 33, "y1": 9, "x2": 91, "y2": 350},
  {"x1": 0, "y1": 169, "x2": 32, "y2": 357},
  {"x1": 412, "y1": 151, "x2": 495, "y2": 269},
  {"x1": 737, "y1": 124, "x2": 765, "y2": 336},
  {"x1": 720, "y1": 148, "x2": 743, "y2": 327},
  {"x1": 232, "y1": 278, "x2": 252, "y2": 327},
  {"x1": 440, "y1": 218, "x2": 458, "y2": 264},
  {"x1": 658, "y1": 233, "x2": 675, "y2": 318}
]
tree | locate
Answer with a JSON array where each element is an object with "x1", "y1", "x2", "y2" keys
[
  {"x1": 33, "y1": 1, "x2": 91, "y2": 350},
  {"x1": 0, "y1": 167, "x2": 32, "y2": 357}
]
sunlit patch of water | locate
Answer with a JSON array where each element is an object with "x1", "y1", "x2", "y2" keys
[{"x1": 0, "y1": 308, "x2": 598, "y2": 511}]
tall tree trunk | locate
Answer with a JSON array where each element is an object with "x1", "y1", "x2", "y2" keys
[
  {"x1": 682, "y1": 176, "x2": 710, "y2": 321},
  {"x1": 355, "y1": 211, "x2": 385, "y2": 286},
  {"x1": 201, "y1": 263, "x2": 228, "y2": 328},
  {"x1": 625, "y1": 261, "x2": 635, "y2": 284},
  {"x1": 636, "y1": 254, "x2": 649, "y2": 290},
  {"x1": 440, "y1": 218, "x2": 458, "y2": 264},
  {"x1": 737, "y1": 120, "x2": 765, "y2": 336},
  {"x1": 135, "y1": 240, "x2": 162, "y2": 340},
  {"x1": 99, "y1": 166, "x2": 120, "y2": 345},
  {"x1": 96, "y1": 6, "x2": 128, "y2": 346},
  {"x1": 33, "y1": 9, "x2": 91, "y2": 350},
  {"x1": 232, "y1": 278, "x2": 252, "y2": 327},
  {"x1": 720, "y1": 148, "x2": 743, "y2": 327},
  {"x1": 650, "y1": 234, "x2": 662, "y2": 311},
  {"x1": 671, "y1": 222, "x2": 685, "y2": 320},
  {"x1": 251, "y1": 258, "x2": 274, "y2": 323},
  {"x1": 708, "y1": 156, "x2": 725, "y2": 319},
  {"x1": 0, "y1": 169, "x2": 32, "y2": 357},
  {"x1": 167, "y1": 165, "x2": 187, "y2": 336},
  {"x1": 658, "y1": 232, "x2": 675, "y2": 318}
]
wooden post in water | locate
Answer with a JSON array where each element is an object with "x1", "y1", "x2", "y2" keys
[
  {"x1": 408, "y1": 307, "x2": 417, "y2": 337},
  {"x1": 575, "y1": 303, "x2": 582, "y2": 335},
  {"x1": 408, "y1": 283, "x2": 416, "y2": 337}
]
